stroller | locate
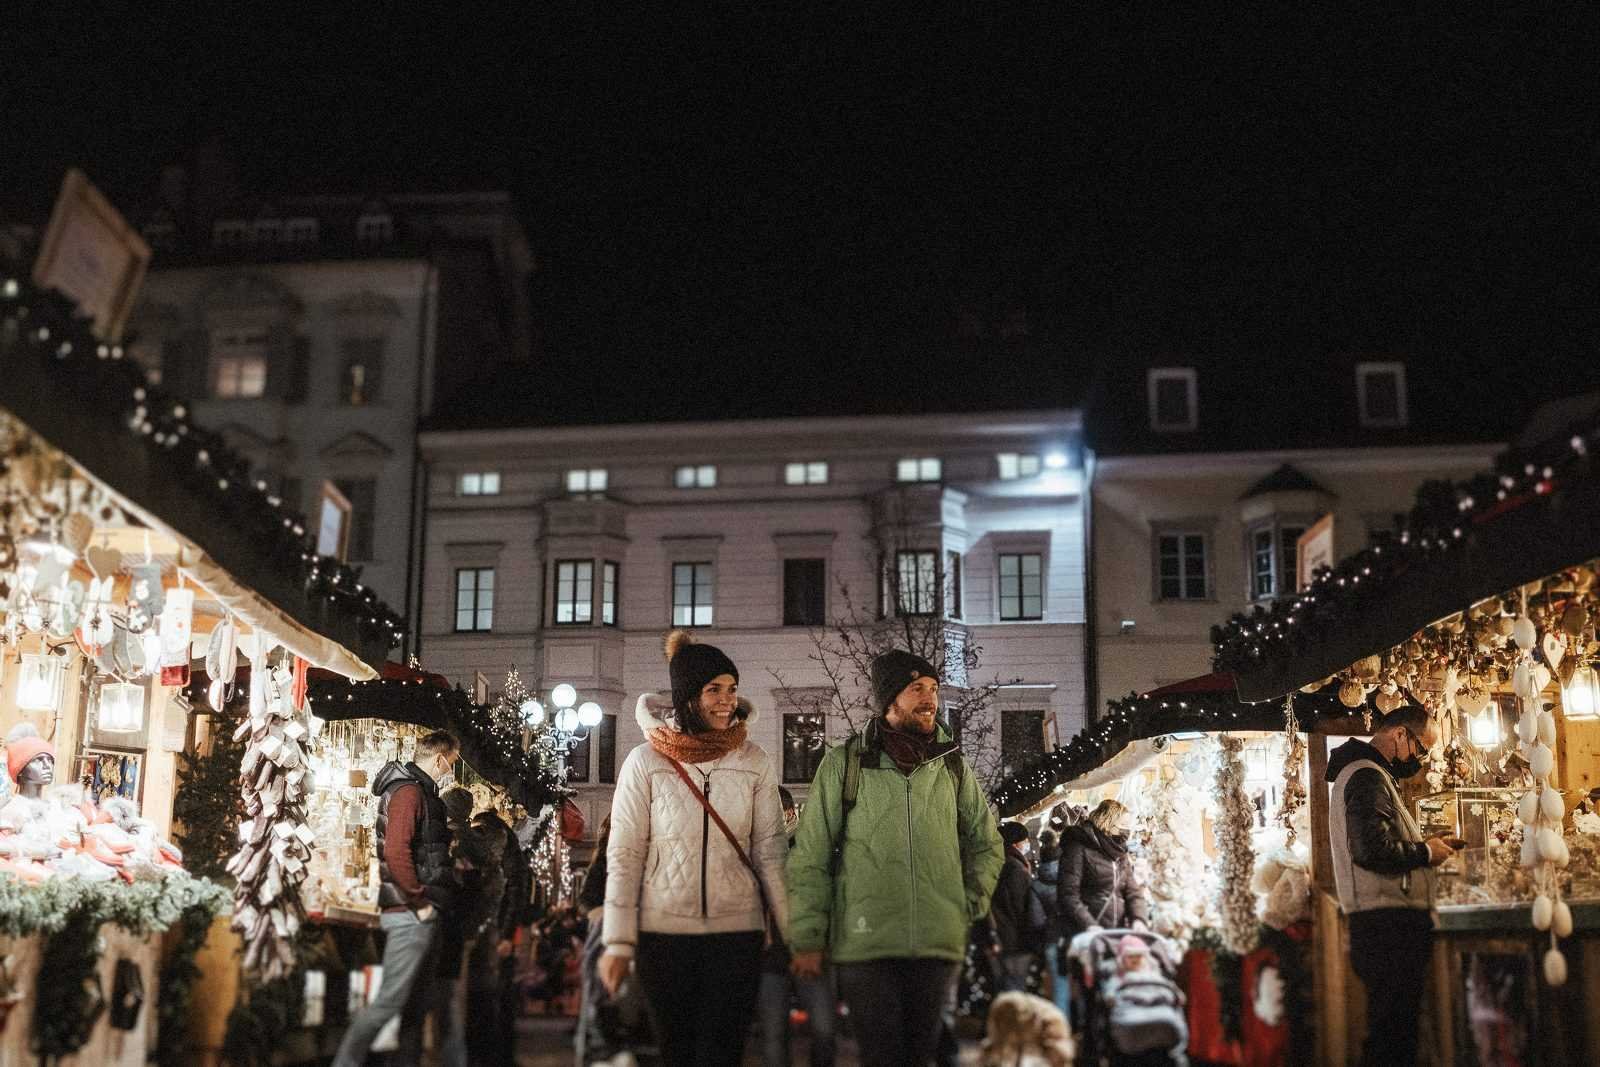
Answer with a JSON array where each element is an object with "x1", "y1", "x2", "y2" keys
[{"x1": 1066, "y1": 928, "x2": 1188, "y2": 1066}]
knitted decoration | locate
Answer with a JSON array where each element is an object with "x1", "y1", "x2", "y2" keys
[{"x1": 1212, "y1": 735, "x2": 1260, "y2": 955}]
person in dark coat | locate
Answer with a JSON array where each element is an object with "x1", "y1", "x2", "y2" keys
[
  {"x1": 1033, "y1": 828, "x2": 1070, "y2": 1014},
  {"x1": 990, "y1": 822, "x2": 1044, "y2": 993},
  {"x1": 1057, "y1": 799, "x2": 1148, "y2": 940}
]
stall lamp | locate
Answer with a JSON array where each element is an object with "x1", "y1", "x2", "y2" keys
[
  {"x1": 577, "y1": 701, "x2": 604, "y2": 728},
  {"x1": 1562, "y1": 663, "x2": 1600, "y2": 721},
  {"x1": 520, "y1": 698, "x2": 546, "y2": 726},
  {"x1": 16, "y1": 652, "x2": 64, "y2": 712},
  {"x1": 98, "y1": 681, "x2": 146, "y2": 734},
  {"x1": 1467, "y1": 708, "x2": 1502, "y2": 748},
  {"x1": 551, "y1": 684, "x2": 578, "y2": 710}
]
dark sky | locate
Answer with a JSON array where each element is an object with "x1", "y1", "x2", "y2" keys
[{"x1": 8, "y1": 9, "x2": 1599, "y2": 418}]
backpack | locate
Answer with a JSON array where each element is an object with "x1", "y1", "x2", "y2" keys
[
  {"x1": 1107, "y1": 972, "x2": 1189, "y2": 1055},
  {"x1": 828, "y1": 732, "x2": 965, "y2": 876}
]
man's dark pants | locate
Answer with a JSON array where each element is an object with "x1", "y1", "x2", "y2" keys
[
  {"x1": 836, "y1": 957, "x2": 960, "y2": 1067},
  {"x1": 1348, "y1": 907, "x2": 1433, "y2": 1067}
]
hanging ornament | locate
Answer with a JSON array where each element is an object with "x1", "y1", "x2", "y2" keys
[{"x1": 1211, "y1": 735, "x2": 1259, "y2": 956}]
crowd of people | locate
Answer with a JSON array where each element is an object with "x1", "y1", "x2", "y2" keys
[{"x1": 328, "y1": 632, "x2": 1158, "y2": 1067}]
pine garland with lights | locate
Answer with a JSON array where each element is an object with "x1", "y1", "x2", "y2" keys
[
  {"x1": 173, "y1": 712, "x2": 249, "y2": 882},
  {"x1": 1212, "y1": 735, "x2": 1259, "y2": 956}
]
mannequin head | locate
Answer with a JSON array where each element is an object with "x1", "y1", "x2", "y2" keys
[
  {"x1": 16, "y1": 753, "x2": 52, "y2": 797},
  {"x1": 6, "y1": 723, "x2": 55, "y2": 799}
]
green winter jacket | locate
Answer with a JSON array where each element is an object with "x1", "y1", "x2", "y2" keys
[{"x1": 786, "y1": 718, "x2": 1004, "y2": 964}]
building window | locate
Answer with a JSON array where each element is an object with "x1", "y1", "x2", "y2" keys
[
  {"x1": 210, "y1": 329, "x2": 269, "y2": 399},
  {"x1": 1356, "y1": 362, "x2": 1408, "y2": 428},
  {"x1": 674, "y1": 464, "x2": 717, "y2": 489},
  {"x1": 1156, "y1": 532, "x2": 1209, "y2": 601},
  {"x1": 455, "y1": 568, "x2": 494, "y2": 632},
  {"x1": 784, "y1": 461, "x2": 829, "y2": 485},
  {"x1": 283, "y1": 217, "x2": 319, "y2": 243},
  {"x1": 1001, "y1": 708, "x2": 1048, "y2": 777},
  {"x1": 597, "y1": 714, "x2": 618, "y2": 783},
  {"x1": 896, "y1": 457, "x2": 942, "y2": 483},
  {"x1": 783, "y1": 712, "x2": 828, "y2": 783},
  {"x1": 672, "y1": 562, "x2": 715, "y2": 627},
  {"x1": 334, "y1": 479, "x2": 377, "y2": 561},
  {"x1": 212, "y1": 219, "x2": 249, "y2": 245},
  {"x1": 565, "y1": 732, "x2": 591, "y2": 783},
  {"x1": 895, "y1": 550, "x2": 938, "y2": 615},
  {"x1": 458, "y1": 472, "x2": 501, "y2": 496},
  {"x1": 566, "y1": 468, "x2": 608, "y2": 494},
  {"x1": 946, "y1": 550, "x2": 963, "y2": 619},
  {"x1": 554, "y1": 560, "x2": 594, "y2": 625},
  {"x1": 783, "y1": 559, "x2": 827, "y2": 627},
  {"x1": 1147, "y1": 368, "x2": 1198, "y2": 432},
  {"x1": 996, "y1": 453, "x2": 1041, "y2": 480},
  {"x1": 251, "y1": 218, "x2": 282, "y2": 243},
  {"x1": 602, "y1": 561, "x2": 619, "y2": 626},
  {"x1": 1248, "y1": 523, "x2": 1307, "y2": 601},
  {"x1": 339, "y1": 337, "x2": 384, "y2": 405},
  {"x1": 356, "y1": 212, "x2": 393, "y2": 244},
  {"x1": 998, "y1": 553, "x2": 1044, "y2": 621}
]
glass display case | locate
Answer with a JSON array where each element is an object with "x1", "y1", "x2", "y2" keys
[{"x1": 1415, "y1": 787, "x2": 1521, "y2": 850}]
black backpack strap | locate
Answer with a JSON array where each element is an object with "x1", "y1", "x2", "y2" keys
[{"x1": 829, "y1": 735, "x2": 861, "y2": 876}]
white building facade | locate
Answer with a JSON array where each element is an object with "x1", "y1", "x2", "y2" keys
[{"x1": 417, "y1": 411, "x2": 1088, "y2": 831}]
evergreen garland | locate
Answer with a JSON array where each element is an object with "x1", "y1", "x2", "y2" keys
[
  {"x1": 173, "y1": 713, "x2": 249, "y2": 883},
  {"x1": 32, "y1": 902, "x2": 104, "y2": 1058},
  {"x1": 155, "y1": 902, "x2": 220, "y2": 1065}
]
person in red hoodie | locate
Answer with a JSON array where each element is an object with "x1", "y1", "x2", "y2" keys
[{"x1": 333, "y1": 731, "x2": 461, "y2": 1067}]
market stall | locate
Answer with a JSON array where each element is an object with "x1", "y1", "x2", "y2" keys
[{"x1": 0, "y1": 259, "x2": 400, "y2": 1064}]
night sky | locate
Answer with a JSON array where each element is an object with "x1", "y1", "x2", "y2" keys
[{"x1": 7, "y1": 9, "x2": 1599, "y2": 421}]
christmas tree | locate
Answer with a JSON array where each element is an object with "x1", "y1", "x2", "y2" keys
[{"x1": 174, "y1": 711, "x2": 249, "y2": 882}]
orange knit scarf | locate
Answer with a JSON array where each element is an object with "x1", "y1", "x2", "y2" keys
[{"x1": 648, "y1": 722, "x2": 747, "y2": 765}]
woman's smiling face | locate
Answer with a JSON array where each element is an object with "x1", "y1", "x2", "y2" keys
[{"x1": 698, "y1": 674, "x2": 739, "y2": 730}]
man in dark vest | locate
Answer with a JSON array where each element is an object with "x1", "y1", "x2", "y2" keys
[{"x1": 333, "y1": 730, "x2": 461, "y2": 1067}]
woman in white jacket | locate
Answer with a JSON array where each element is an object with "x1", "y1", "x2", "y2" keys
[{"x1": 598, "y1": 630, "x2": 788, "y2": 1067}]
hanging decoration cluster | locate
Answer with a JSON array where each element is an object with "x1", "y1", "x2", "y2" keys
[
  {"x1": 227, "y1": 644, "x2": 314, "y2": 979},
  {"x1": 1509, "y1": 591, "x2": 1574, "y2": 987},
  {"x1": 1132, "y1": 762, "x2": 1209, "y2": 946},
  {"x1": 1211, "y1": 735, "x2": 1260, "y2": 956},
  {"x1": 1275, "y1": 695, "x2": 1307, "y2": 846}
]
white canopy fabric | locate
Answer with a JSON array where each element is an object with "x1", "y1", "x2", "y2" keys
[{"x1": 1011, "y1": 737, "x2": 1168, "y2": 819}]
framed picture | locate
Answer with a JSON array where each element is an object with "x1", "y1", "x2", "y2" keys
[
  {"x1": 32, "y1": 168, "x2": 151, "y2": 341},
  {"x1": 76, "y1": 749, "x2": 145, "y2": 806},
  {"x1": 316, "y1": 481, "x2": 352, "y2": 561}
]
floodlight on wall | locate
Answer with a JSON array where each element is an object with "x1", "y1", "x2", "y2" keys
[
  {"x1": 16, "y1": 652, "x2": 65, "y2": 712},
  {"x1": 98, "y1": 681, "x2": 146, "y2": 734},
  {"x1": 1562, "y1": 664, "x2": 1600, "y2": 721}
]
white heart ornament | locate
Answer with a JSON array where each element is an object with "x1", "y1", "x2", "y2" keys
[
  {"x1": 1543, "y1": 632, "x2": 1567, "y2": 670},
  {"x1": 1535, "y1": 663, "x2": 1553, "y2": 692}
]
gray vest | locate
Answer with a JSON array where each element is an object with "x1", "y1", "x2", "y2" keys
[{"x1": 1328, "y1": 758, "x2": 1435, "y2": 914}]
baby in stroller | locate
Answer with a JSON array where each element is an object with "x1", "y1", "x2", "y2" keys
[{"x1": 1067, "y1": 929, "x2": 1188, "y2": 1066}]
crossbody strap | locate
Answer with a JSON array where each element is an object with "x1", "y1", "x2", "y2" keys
[{"x1": 665, "y1": 758, "x2": 784, "y2": 943}]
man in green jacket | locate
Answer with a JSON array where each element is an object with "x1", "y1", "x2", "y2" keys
[{"x1": 788, "y1": 649, "x2": 1004, "y2": 1066}]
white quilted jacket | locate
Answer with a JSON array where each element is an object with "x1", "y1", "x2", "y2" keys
[{"x1": 602, "y1": 692, "x2": 789, "y2": 956}]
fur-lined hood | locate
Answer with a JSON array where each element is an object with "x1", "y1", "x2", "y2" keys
[{"x1": 635, "y1": 690, "x2": 758, "y2": 735}]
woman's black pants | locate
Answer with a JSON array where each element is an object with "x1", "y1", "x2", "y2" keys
[{"x1": 635, "y1": 930, "x2": 763, "y2": 1067}]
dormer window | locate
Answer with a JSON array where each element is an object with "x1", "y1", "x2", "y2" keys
[
  {"x1": 1356, "y1": 362, "x2": 1408, "y2": 428},
  {"x1": 356, "y1": 212, "x2": 394, "y2": 244},
  {"x1": 1147, "y1": 368, "x2": 1198, "y2": 432}
]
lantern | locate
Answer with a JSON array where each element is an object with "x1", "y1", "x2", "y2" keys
[
  {"x1": 98, "y1": 681, "x2": 146, "y2": 733},
  {"x1": 1467, "y1": 708, "x2": 1502, "y2": 748},
  {"x1": 16, "y1": 652, "x2": 65, "y2": 711},
  {"x1": 1561, "y1": 663, "x2": 1600, "y2": 720}
]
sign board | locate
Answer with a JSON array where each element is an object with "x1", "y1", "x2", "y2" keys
[
  {"x1": 32, "y1": 168, "x2": 151, "y2": 341},
  {"x1": 1296, "y1": 513, "x2": 1335, "y2": 591},
  {"x1": 317, "y1": 481, "x2": 352, "y2": 562}
]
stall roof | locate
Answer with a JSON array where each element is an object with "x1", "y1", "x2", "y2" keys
[
  {"x1": 0, "y1": 271, "x2": 403, "y2": 678},
  {"x1": 1212, "y1": 399, "x2": 1600, "y2": 701},
  {"x1": 990, "y1": 672, "x2": 1364, "y2": 816}
]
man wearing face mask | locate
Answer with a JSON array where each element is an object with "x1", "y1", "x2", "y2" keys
[
  {"x1": 1326, "y1": 704, "x2": 1459, "y2": 1067},
  {"x1": 333, "y1": 731, "x2": 462, "y2": 1067}
]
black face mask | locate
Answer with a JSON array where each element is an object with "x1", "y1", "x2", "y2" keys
[{"x1": 1391, "y1": 756, "x2": 1424, "y2": 779}]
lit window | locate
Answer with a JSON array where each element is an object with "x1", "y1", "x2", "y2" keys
[
  {"x1": 782, "y1": 712, "x2": 827, "y2": 783},
  {"x1": 674, "y1": 464, "x2": 717, "y2": 489},
  {"x1": 1156, "y1": 532, "x2": 1208, "y2": 601},
  {"x1": 784, "y1": 461, "x2": 829, "y2": 485},
  {"x1": 455, "y1": 568, "x2": 494, "y2": 632},
  {"x1": 251, "y1": 219, "x2": 282, "y2": 243},
  {"x1": 334, "y1": 479, "x2": 377, "y2": 561},
  {"x1": 566, "y1": 468, "x2": 608, "y2": 494},
  {"x1": 997, "y1": 453, "x2": 1042, "y2": 480},
  {"x1": 339, "y1": 337, "x2": 384, "y2": 405},
  {"x1": 210, "y1": 330, "x2": 269, "y2": 399},
  {"x1": 458, "y1": 472, "x2": 501, "y2": 496},
  {"x1": 283, "y1": 218, "x2": 319, "y2": 243},
  {"x1": 896, "y1": 457, "x2": 942, "y2": 483},
  {"x1": 1356, "y1": 362, "x2": 1408, "y2": 428},
  {"x1": 357, "y1": 213, "x2": 394, "y2": 244},
  {"x1": 212, "y1": 220, "x2": 249, "y2": 245},
  {"x1": 1248, "y1": 523, "x2": 1307, "y2": 601},
  {"x1": 672, "y1": 562, "x2": 715, "y2": 626},
  {"x1": 602, "y1": 562, "x2": 619, "y2": 626},
  {"x1": 895, "y1": 550, "x2": 938, "y2": 615},
  {"x1": 998, "y1": 553, "x2": 1044, "y2": 620},
  {"x1": 554, "y1": 560, "x2": 594, "y2": 624},
  {"x1": 1147, "y1": 368, "x2": 1198, "y2": 432}
]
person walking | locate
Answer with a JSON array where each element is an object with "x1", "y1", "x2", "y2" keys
[
  {"x1": 332, "y1": 731, "x2": 461, "y2": 1067},
  {"x1": 1033, "y1": 828, "x2": 1070, "y2": 1015},
  {"x1": 787, "y1": 649, "x2": 1004, "y2": 1067},
  {"x1": 1057, "y1": 799, "x2": 1148, "y2": 941},
  {"x1": 758, "y1": 787, "x2": 837, "y2": 1066},
  {"x1": 1326, "y1": 703, "x2": 1457, "y2": 1067},
  {"x1": 599, "y1": 630, "x2": 789, "y2": 1067},
  {"x1": 989, "y1": 822, "x2": 1046, "y2": 994}
]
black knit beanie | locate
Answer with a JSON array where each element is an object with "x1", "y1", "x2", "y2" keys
[
  {"x1": 869, "y1": 649, "x2": 939, "y2": 713},
  {"x1": 664, "y1": 629, "x2": 740, "y2": 732},
  {"x1": 1000, "y1": 822, "x2": 1030, "y2": 847}
]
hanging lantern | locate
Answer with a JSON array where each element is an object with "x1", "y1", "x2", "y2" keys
[
  {"x1": 1561, "y1": 663, "x2": 1600, "y2": 720},
  {"x1": 1467, "y1": 708, "x2": 1502, "y2": 748},
  {"x1": 16, "y1": 652, "x2": 65, "y2": 711},
  {"x1": 98, "y1": 681, "x2": 146, "y2": 733}
]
